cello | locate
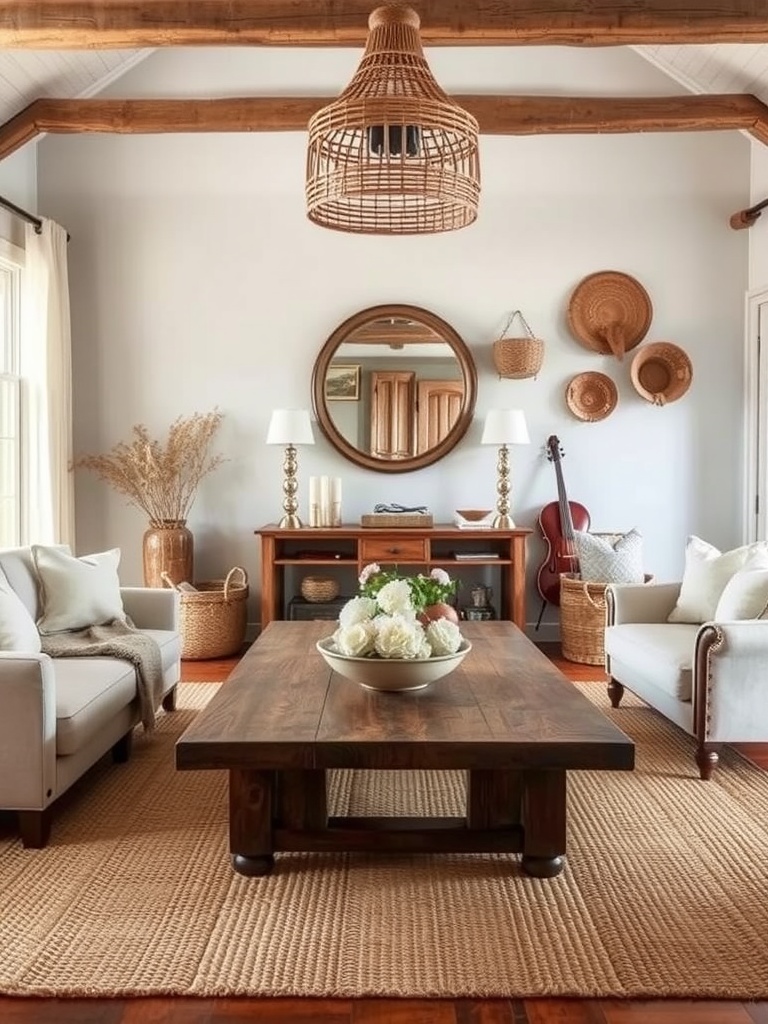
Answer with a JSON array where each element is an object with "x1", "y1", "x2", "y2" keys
[{"x1": 535, "y1": 435, "x2": 591, "y2": 614}]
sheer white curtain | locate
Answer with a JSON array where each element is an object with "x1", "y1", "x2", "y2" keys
[{"x1": 20, "y1": 218, "x2": 75, "y2": 547}]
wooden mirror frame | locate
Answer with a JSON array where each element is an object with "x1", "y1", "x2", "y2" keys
[{"x1": 311, "y1": 304, "x2": 477, "y2": 473}]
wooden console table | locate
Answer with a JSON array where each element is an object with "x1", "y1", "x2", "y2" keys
[{"x1": 256, "y1": 524, "x2": 531, "y2": 631}]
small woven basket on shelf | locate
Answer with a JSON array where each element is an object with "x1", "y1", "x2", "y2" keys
[
  {"x1": 560, "y1": 571, "x2": 654, "y2": 666},
  {"x1": 300, "y1": 575, "x2": 340, "y2": 603},
  {"x1": 162, "y1": 566, "x2": 249, "y2": 661},
  {"x1": 492, "y1": 310, "x2": 545, "y2": 380}
]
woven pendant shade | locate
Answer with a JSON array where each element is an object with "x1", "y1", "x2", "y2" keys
[{"x1": 306, "y1": 4, "x2": 481, "y2": 235}]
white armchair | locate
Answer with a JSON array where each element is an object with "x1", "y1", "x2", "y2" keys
[
  {"x1": 605, "y1": 581, "x2": 768, "y2": 779},
  {"x1": 0, "y1": 546, "x2": 181, "y2": 847}
]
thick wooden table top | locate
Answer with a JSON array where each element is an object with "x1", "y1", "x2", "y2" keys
[{"x1": 176, "y1": 620, "x2": 634, "y2": 773}]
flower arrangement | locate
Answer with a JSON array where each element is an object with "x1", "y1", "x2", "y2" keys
[
  {"x1": 74, "y1": 410, "x2": 225, "y2": 525},
  {"x1": 331, "y1": 563, "x2": 465, "y2": 661}
]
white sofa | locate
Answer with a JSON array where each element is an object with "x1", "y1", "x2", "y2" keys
[
  {"x1": 0, "y1": 546, "x2": 181, "y2": 847},
  {"x1": 604, "y1": 580, "x2": 768, "y2": 779}
]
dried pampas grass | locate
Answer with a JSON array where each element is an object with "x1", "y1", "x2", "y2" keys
[{"x1": 75, "y1": 410, "x2": 225, "y2": 524}]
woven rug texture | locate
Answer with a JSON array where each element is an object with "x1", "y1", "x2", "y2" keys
[{"x1": 2, "y1": 681, "x2": 768, "y2": 999}]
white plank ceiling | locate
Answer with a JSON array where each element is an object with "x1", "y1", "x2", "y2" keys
[{"x1": 1, "y1": 43, "x2": 768, "y2": 133}]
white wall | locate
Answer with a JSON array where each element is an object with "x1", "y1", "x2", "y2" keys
[
  {"x1": 749, "y1": 142, "x2": 768, "y2": 290},
  {"x1": 37, "y1": 45, "x2": 750, "y2": 634},
  {"x1": 0, "y1": 145, "x2": 37, "y2": 248}
]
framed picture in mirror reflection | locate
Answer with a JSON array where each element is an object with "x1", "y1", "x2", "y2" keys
[{"x1": 325, "y1": 363, "x2": 361, "y2": 401}]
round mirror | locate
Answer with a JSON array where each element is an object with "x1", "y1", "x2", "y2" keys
[{"x1": 312, "y1": 304, "x2": 477, "y2": 473}]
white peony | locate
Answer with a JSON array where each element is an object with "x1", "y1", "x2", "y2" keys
[
  {"x1": 373, "y1": 614, "x2": 426, "y2": 659},
  {"x1": 376, "y1": 579, "x2": 415, "y2": 616},
  {"x1": 417, "y1": 637, "x2": 433, "y2": 660},
  {"x1": 425, "y1": 618, "x2": 463, "y2": 655},
  {"x1": 333, "y1": 620, "x2": 376, "y2": 657},
  {"x1": 339, "y1": 595, "x2": 378, "y2": 628}
]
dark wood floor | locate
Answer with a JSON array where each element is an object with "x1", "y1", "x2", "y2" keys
[{"x1": 2, "y1": 643, "x2": 767, "y2": 1024}]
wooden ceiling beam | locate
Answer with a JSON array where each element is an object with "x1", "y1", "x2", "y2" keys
[
  {"x1": 3, "y1": 1, "x2": 768, "y2": 48},
  {"x1": 2, "y1": 92, "x2": 763, "y2": 147},
  {"x1": 2, "y1": 92, "x2": 764, "y2": 162},
  {"x1": 2, "y1": 93, "x2": 765, "y2": 229}
]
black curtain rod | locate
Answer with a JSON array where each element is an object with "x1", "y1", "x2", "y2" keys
[
  {"x1": 0, "y1": 193, "x2": 43, "y2": 233},
  {"x1": 0, "y1": 194, "x2": 71, "y2": 241}
]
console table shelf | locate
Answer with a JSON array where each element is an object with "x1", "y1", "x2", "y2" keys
[{"x1": 256, "y1": 524, "x2": 531, "y2": 631}]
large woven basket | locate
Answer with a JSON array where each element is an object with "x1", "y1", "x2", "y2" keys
[
  {"x1": 162, "y1": 566, "x2": 249, "y2": 661},
  {"x1": 560, "y1": 571, "x2": 654, "y2": 666},
  {"x1": 492, "y1": 310, "x2": 544, "y2": 380}
]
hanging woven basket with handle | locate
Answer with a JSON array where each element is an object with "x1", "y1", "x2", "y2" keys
[
  {"x1": 161, "y1": 566, "x2": 249, "y2": 661},
  {"x1": 492, "y1": 310, "x2": 545, "y2": 380}
]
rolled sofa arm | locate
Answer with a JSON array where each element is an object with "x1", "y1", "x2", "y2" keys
[
  {"x1": 606, "y1": 581, "x2": 682, "y2": 626},
  {"x1": 694, "y1": 620, "x2": 768, "y2": 741},
  {"x1": 0, "y1": 652, "x2": 57, "y2": 809},
  {"x1": 121, "y1": 587, "x2": 180, "y2": 631}
]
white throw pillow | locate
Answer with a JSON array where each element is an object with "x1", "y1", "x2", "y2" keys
[
  {"x1": 668, "y1": 536, "x2": 768, "y2": 624},
  {"x1": 0, "y1": 565, "x2": 41, "y2": 651},
  {"x1": 714, "y1": 566, "x2": 768, "y2": 621},
  {"x1": 574, "y1": 529, "x2": 644, "y2": 584},
  {"x1": 33, "y1": 546, "x2": 125, "y2": 635}
]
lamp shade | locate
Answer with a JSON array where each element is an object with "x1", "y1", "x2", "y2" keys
[
  {"x1": 266, "y1": 409, "x2": 315, "y2": 446},
  {"x1": 481, "y1": 409, "x2": 530, "y2": 446},
  {"x1": 305, "y1": 4, "x2": 480, "y2": 236}
]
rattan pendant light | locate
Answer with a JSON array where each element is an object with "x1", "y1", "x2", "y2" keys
[{"x1": 306, "y1": 4, "x2": 481, "y2": 235}]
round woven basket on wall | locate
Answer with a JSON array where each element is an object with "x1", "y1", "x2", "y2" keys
[
  {"x1": 630, "y1": 341, "x2": 693, "y2": 406},
  {"x1": 565, "y1": 371, "x2": 618, "y2": 422},
  {"x1": 567, "y1": 271, "x2": 652, "y2": 360},
  {"x1": 492, "y1": 310, "x2": 544, "y2": 379}
]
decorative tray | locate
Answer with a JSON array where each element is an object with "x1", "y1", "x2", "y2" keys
[{"x1": 360, "y1": 513, "x2": 434, "y2": 528}]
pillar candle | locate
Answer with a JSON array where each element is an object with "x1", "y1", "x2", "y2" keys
[
  {"x1": 308, "y1": 476, "x2": 320, "y2": 527},
  {"x1": 330, "y1": 477, "x2": 342, "y2": 527},
  {"x1": 319, "y1": 475, "x2": 330, "y2": 527}
]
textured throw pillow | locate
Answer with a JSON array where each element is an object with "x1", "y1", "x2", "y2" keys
[
  {"x1": 574, "y1": 529, "x2": 644, "y2": 584},
  {"x1": 668, "y1": 536, "x2": 768, "y2": 624},
  {"x1": 0, "y1": 565, "x2": 41, "y2": 651},
  {"x1": 32, "y1": 545, "x2": 125, "y2": 635},
  {"x1": 714, "y1": 566, "x2": 768, "y2": 621}
]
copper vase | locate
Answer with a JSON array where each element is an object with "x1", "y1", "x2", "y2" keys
[{"x1": 142, "y1": 520, "x2": 194, "y2": 588}]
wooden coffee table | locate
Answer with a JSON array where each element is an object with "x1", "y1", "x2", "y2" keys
[{"x1": 176, "y1": 620, "x2": 634, "y2": 878}]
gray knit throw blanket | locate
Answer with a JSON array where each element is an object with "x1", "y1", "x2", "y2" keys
[{"x1": 41, "y1": 619, "x2": 164, "y2": 731}]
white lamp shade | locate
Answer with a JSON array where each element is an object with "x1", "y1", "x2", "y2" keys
[
  {"x1": 481, "y1": 409, "x2": 530, "y2": 446},
  {"x1": 266, "y1": 409, "x2": 315, "y2": 446}
]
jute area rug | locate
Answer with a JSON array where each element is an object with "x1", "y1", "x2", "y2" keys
[{"x1": 2, "y1": 682, "x2": 768, "y2": 999}]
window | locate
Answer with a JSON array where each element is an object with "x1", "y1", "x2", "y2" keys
[{"x1": 0, "y1": 240, "x2": 23, "y2": 547}]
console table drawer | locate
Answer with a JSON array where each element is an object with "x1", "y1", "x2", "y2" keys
[{"x1": 360, "y1": 538, "x2": 428, "y2": 563}]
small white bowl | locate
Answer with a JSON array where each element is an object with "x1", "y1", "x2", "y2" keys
[{"x1": 316, "y1": 638, "x2": 472, "y2": 692}]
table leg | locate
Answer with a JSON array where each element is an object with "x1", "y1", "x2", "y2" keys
[
  {"x1": 520, "y1": 769, "x2": 566, "y2": 878},
  {"x1": 277, "y1": 769, "x2": 328, "y2": 829},
  {"x1": 467, "y1": 769, "x2": 522, "y2": 829},
  {"x1": 229, "y1": 768, "x2": 275, "y2": 876}
]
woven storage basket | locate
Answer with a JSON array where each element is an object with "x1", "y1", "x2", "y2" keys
[
  {"x1": 560, "y1": 571, "x2": 654, "y2": 666},
  {"x1": 300, "y1": 575, "x2": 340, "y2": 603},
  {"x1": 492, "y1": 310, "x2": 544, "y2": 380},
  {"x1": 162, "y1": 566, "x2": 249, "y2": 661}
]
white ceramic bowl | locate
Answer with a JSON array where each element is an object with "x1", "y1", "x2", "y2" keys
[{"x1": 316, "y1": 638, "x2": 472, "y2": 692}]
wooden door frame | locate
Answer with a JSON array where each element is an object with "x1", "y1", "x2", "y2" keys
[{"x1": 744, "y1": 284, "x2": 768, "y2": 542}]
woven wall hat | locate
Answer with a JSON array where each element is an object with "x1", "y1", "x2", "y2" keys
[
  {"x1": 567, "y1": 270, "x2": 653, "y2": 360},
  {"x1": 630, "y1": 341, "x2": 692, "y2": 406},
  {"x1": 565, "y1": 371, "x2": 618, "y2": 422}
]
